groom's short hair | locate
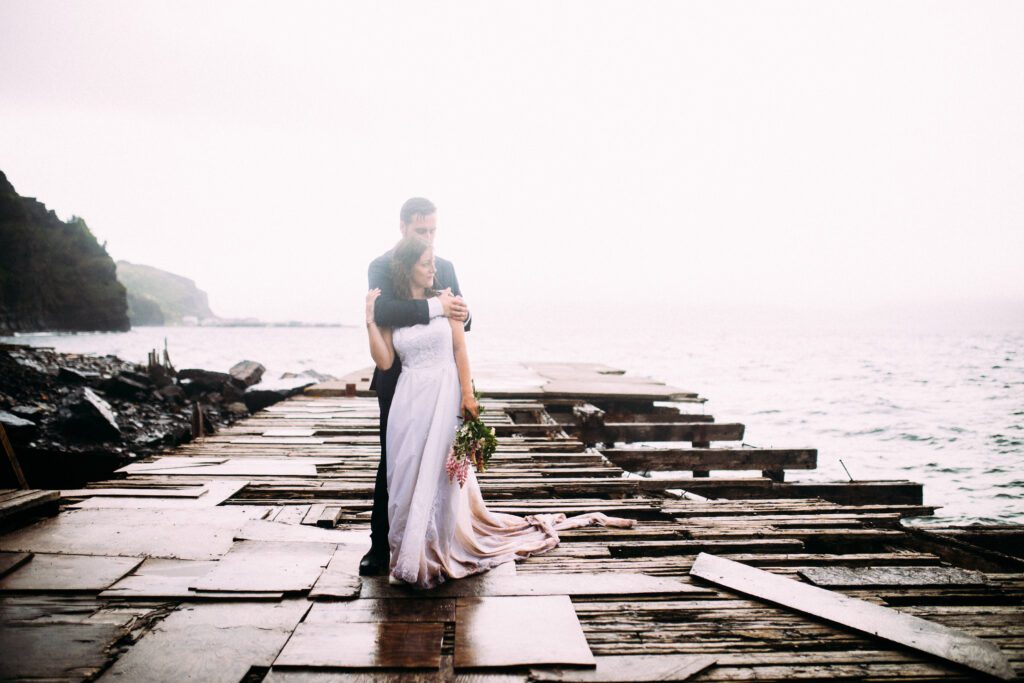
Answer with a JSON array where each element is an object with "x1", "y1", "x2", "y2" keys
[{"x1": 400, "y1": 197, "x2": 436, "y2": 224}]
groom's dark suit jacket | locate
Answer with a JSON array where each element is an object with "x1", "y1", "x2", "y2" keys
[{"x1": 367, "y1": 248, "x2": 470, "y2": 401}]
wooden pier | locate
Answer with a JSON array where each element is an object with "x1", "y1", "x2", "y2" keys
[{"x1": 1, "y1": 362, "x2": 1022, "y2": 681}]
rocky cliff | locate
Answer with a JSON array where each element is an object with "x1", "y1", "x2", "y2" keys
[
  {"x1": 116, "y1": 260, "x2": 217, "y2": 326},
  {"x1": 0, "y1": 170, "x2": 130, "y2": 334}
]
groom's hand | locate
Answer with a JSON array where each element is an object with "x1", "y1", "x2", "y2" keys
[{"x1": 438, "y1": 289, "x2": 469, "y2": 322}]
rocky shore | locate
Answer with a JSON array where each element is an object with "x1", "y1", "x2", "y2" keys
[{"x1": 0, "y1": 343, "x2": 325, "y2": 488}]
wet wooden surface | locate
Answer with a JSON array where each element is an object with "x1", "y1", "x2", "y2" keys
[
  {"x1": 455, "y1": 595, "x2": 595, "y2": 668},
  {"x1": 0, "y1": 363, "x2": 1020, "y2": 681}
]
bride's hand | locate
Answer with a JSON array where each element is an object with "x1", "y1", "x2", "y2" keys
[
  {"x1": 461, "y1": 393, "x2": 480, "y2": 420},
  {"x1": 365, "y1": 288, "x2": 381, "y2": 324}
]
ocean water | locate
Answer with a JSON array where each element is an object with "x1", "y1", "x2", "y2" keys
[{"x1": 4, "y1": 313, "x2": 1022, "y2": 526}]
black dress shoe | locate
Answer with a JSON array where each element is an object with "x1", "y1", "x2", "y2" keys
[{"x1": 359, "y1": 548, "x2": 389, "y2": 576}]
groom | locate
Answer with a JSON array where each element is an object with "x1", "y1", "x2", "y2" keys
[{"x1": 360, "y1": 196, "x2": 471, "y2": 576}]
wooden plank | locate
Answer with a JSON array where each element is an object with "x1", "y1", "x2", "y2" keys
[
  {"x1": 0, "y1": 550, "x2": 32, "y2": 577},
  {"x1": 455, "y1": 595, "x2": 595, "y2": 668},
  {"x1": 273, "y1": 621, "x2": 443, "y2": 669},
  {"x1": 0, "y1": 489, "x2": 59, "y2": 520},
  {"x1": 799, "y1": 566, "x2": 988, "y2": 587},
  {"x1": 531, "y1": 654, "x2": 718, "y2": 681},
  {"x1": 609, "y1": 539, "x2": 805, "y2": 557},
  {"x1": 0, "y1": 621, "x2": 123, "y2": 681},
  {"x1": 689, "y1": 552, "x2": 1015, "y2": 680},
  {"x1": 304, "y1": 598, "x2": 455, "y2": 623},
  {"x1": 0, "y1": 553, "x2": 143, "y2": 591},
  {"x1": 0, "y1": 507, "x2": 267, "y2": 560},
  {"x1": 190, "y1": 540, "x2": 335, "y2": 592},
  {"x1": 360, "y1": 573, "x2": 709, "y2": 599},
  {"x1": 308, "y1": 544, "x2": 365, "y2": 599},
  {"x1": 100, "y1": 558, "x2": 222, "y2": 598},
  {"x1": 602, "y1": 423, "x2": 744, "y2": 443},
  {"x1": 98, "y1": 600, "x2": 311, "y2": 682},
  {"x1": 601, "y1": 448, "x2": 816, "y2": 472}
]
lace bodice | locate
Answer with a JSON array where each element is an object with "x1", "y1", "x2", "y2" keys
[{"x1": 392, "y1": 316, "x2": 454, "y2": 371}]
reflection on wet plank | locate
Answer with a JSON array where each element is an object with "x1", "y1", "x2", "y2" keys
[
  {"x1": 455, "y1": 595, "x2": 594, "y2": 668},
  {"x1": 274, "y1": 621, "x2": 444, "y2": 669},
  {"x1": 305, "y1": 598, "x2": 455, "y2": 623}
]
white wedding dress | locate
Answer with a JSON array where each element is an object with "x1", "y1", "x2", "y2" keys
[{"x1": 386, "y1": 315, "x2": 634, "y2": 590}]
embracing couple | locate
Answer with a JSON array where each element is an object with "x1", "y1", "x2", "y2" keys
[{"x1": 361, "y1": 197, "x2": 632, "y2": 590}]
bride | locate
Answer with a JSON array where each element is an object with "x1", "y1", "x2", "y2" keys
[{"x1": 365, "y1": 236, "x2": 633, "y2": 590}]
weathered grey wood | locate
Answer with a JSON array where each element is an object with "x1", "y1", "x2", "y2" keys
[
  {"x1": 274, "y1": 621, "x2": 444, "y2": 669},
  {"x1": 97, "y1": 600, "x2": 310, "y2": 682},
  {"x1": 0, "y1": 489, "x2": 59, "y2": 520},
  {"x1": 236, "y1": 519, "x2": 369, "y2": 545},
  {"x1": 308, "y1": 544, "x2": 365, "y2": 599},
  {"x1": 68, "y1": 480, "x2": 248, "y2": 509},
  {"x1": 0, "y1": 507, "x2": 267, "y2": 560},
  {"x1": 0, "y1": 550, "x2": 32, "y2": 577},
  {"x1": 455, "y1": 595, "x2": 595, "y2": 668},
  {"x1": 609, "y1": 538, "x2": 805, "y2": 557},
  {"x1": 689, "y1": 553, "x2": 1015, "y2": 680},
  {"x1": 531, "y1": 654, "x2": 718, "y2": 681},
  {"x1": 361, "y1": 572, "x2": 708, "y2": 599},
  {"x1": 100, "y1": 557, "x2": 221, "y2": 598},
  {"x1": 304, "y1": 598, "x2": 455, "y2": 623},
  {"x1": 190, "y1": 539, "x2": 335, "y2": 592},
  {"x1": 799, "y1": 566, "x2": 988, "y2": 587},
  {"x1": 601, "y1": 448, "x2": 817, "y2": 472},
  {"x1": 1, "y1": 621, "x2": 123, "y2": 681},
  {"x1": 0, "y1": 553, "x2": 143, "y2": 591},
  {"x1": 602, "y1": 423, "x2": 744, "y2": 443}
]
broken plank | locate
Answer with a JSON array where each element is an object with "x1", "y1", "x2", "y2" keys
[{"x1": 689, "y1": 552, "x2": 1015, "y2": 680}]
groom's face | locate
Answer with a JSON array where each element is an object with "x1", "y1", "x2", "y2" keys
[{"x1": 400, "y1": 212, "x2": 438, "y2": 246}]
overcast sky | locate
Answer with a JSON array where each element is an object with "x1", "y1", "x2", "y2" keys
[{"x1": 1, "y1": 1, "x2": 1022, "y2": 325}]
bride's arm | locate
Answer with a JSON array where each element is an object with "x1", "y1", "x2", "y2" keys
[
  {"x1": 366, "y1": 289, "x2": 394, "y2": 370},
  {"x1": 450, "y1": 316, "x2": 479, "y2": 418}
]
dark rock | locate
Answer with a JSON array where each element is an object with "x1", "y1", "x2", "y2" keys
[
  {"x1": 0, "y1": 409, "x2": 37, "y2": 443},
  {"x1": 178, "y1": 368, "x2": 231, "y2": 389},
  {"x1": 119, "y1": 370, "x2": 153, "y2": 386},
  {"x1": 222, "y1": 381, "x2": 245, "y2": 403},
  {"x1": 226, "y1": 402, "x2": 249, "y2": 418},
  {"x1": 156, "y1": 384, "x2": 186, "y2": 405},
  {"x1": 58, "y1": 366, "x2": 99, "y2": 383},
  {"x1": 10, "y1": 404, "x2": 44, "y2": 418},
  {"x1": 61, "y1": 387, "x2": 121, "y2": 441},
  {"x1": 99, "y1": 374, "x2": 151, "y2": 399},
  {"x1": 229, "y1": 360, "x2": 265, "y2": 387},
  {"x1": 243, "y1": 377, "x2": 315, "y2": 412}
]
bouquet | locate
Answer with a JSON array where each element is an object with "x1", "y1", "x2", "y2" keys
[{"x1": 445, "y1": 394, "x2": 498, "y2": 487}]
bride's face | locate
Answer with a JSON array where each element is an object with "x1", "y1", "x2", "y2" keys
[{"x1": 411, "y1": 248, "x2": 436, "y2": 290}]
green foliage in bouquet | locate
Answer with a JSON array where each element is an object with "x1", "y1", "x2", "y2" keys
[{"x1": 445, "y1": 387, "x2": 498, "y2": 486}]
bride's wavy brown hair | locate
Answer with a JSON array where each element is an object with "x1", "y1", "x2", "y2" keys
[{"x1": 391, "y1": 236, "x2": 438, "y2": 300}]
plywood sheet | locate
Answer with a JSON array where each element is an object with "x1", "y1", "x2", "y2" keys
[
  {"x1": 68, "y1": 480, "x2": 248, "y2": 509},
  {"x1": 455, "y1": 595, "x2": 594, "y2": 668},
  {"x1": 308, "y1": 544, "x2": 368, "y2": 599},
  {"x1": 273, "y1": 621, "x2": 443, "y2": 669},
  {"x1": 690, "y1": 552, "x2": 1015, "y2": 681},
  {"x1": 100, "y1": 558, "x2": 221, "y2": 598},
  {"x1": 237, "y1": 519, "x2": 369, "y2": 545},
  {"x1": 97, "y1": 599, "x2": 310, "y2": 683},
  {"x1": 0, "y1": 553, "x2": 143, "y2": 591},
  {"x1": 0, "y1": 507, "x2": 266, "y2": 560},
  {"x1": 0, "y1": 621, "x2": 123, "y2": 681},
  {"x1": 190, "y1": 540, "x2": 335, "y2": 593},
  {"x1": 304, "y1": 598, "x2": 455, "y2": 624},
  {"x1": 531, "y1": 654, "x2": 718, "y2": 682}
]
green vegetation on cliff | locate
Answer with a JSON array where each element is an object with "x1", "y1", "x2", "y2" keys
[
  {"x1": 0, "y1": 170, "x2": 130, "y2": 334},
  {"x1": 116, "y1": 261, "x2": 217, "y2": 326}
]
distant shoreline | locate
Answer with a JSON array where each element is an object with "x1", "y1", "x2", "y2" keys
[{"x1": 3, "y1": 322, "x2": 355, "y2": 336}]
